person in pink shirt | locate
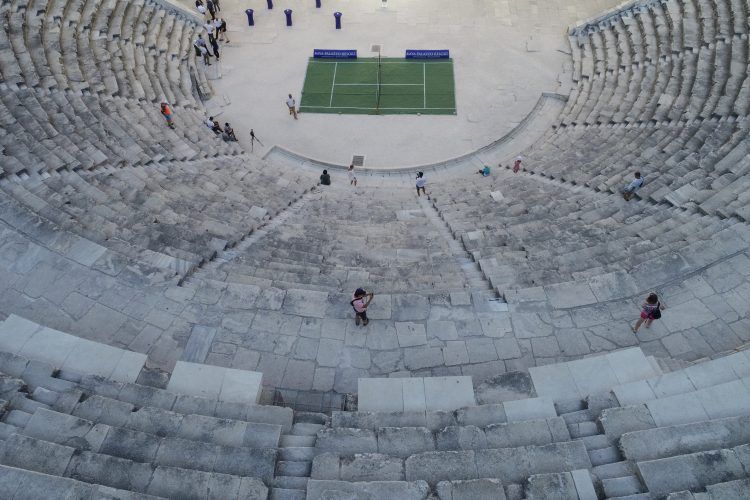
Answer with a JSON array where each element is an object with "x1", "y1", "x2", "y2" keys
[
  {"x1": 513, "y1": 156, "x2": 522, "y2": 173},
  {"x1": 350, "y1": 288, "x2": 374, "y2": 326}
]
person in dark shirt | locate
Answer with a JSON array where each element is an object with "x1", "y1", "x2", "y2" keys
[{"x1": 319, "y1": 170, "x2": 331, "y2": 185}]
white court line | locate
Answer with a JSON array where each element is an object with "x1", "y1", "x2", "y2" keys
[
  {"x1": 423, "y1": 62, "x2": 426, "y2": 108},
  {"x1": 329, "y1": 62, "x2": 337, "y2": 107},
  {"x1": 334, "y1": 83, "x2": 423, "y2": 86},
  {"x1": 309, "y1": 60, "x2": 452, "y2": 64},
  {"x1": 299, "y1": 106, "x2": 456, "y2": 110}
]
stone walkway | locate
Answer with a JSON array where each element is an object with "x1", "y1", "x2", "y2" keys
[{"x1": 2, "y1": 171, "x2": 749, "y2": 411}]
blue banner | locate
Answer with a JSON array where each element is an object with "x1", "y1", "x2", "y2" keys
[
  {"x1": 313, "y1": 49, "x2": 357, "y2": 59},
  {"x1": 405, "y1": 49, "x2": 450, "y2": 59}
]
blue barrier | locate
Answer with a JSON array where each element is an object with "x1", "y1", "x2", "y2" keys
[
  {"x1": 313, "y1": 49, "x2": 357, "y2": 58},
  {"x1": 405, "y1": 49, "x2": 450, "y2": 59},
  {"x1": 333, "y1": 12, "x2": 342, "y2": 29}
]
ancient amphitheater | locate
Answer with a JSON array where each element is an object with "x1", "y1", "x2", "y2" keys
[{"x1": 1, "y1": 0, "x2": 750, "y2": 497}]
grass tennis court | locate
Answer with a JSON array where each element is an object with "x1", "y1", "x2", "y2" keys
[{"x1": 299, "y1": 58, "x2": 456, "y2": 115}]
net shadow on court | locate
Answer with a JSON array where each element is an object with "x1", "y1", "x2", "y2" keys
[{"x1": 299, "y1": 57, "x2": 456, "y2": 115}]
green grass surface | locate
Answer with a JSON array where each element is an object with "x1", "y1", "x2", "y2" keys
[{"x1": 299, "y1": 58, "x2": 456, "y2": 115}]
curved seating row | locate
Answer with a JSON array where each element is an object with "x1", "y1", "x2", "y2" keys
[
  {"x1": 429, "y1": 168, "x2": 750, "y2": 295},
  {"x1": 518, "y1": 0, "x2": 750, "y2": 219}
]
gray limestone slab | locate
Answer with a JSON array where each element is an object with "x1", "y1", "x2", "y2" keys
[
  {"x1": 606, "y1": 348, "x2": 658, "y2": 385},
  {"x1": 684, "y1": 357, "x2": 739, "y2": 390},
  {"x1": 659, "y1": 298, "x2": 716, "y2": 332},
  {"x1": 378, "y1": 427, "x2": 435, "y2": 458},
  {"x1": 339, "y1": 454, "x2": 406, "y2": 481},
  {"x1": 443, "y1": 341, "x2": 470, "y2": 366},
  {"x1": 182, "y1": 325, "x2": 217, "y2": 363},
  {"x1": 544, "y1": 281, "x2": 597, "y2": 309},
  {"x1": 529, "y1": 363, "x2": 580, "y2": 400},
  {"x1": 404, "y1": 347, "x2": 445, "y2": 370},
  {"x1": 220, "y1": 283, "x2": 261, "y2": 309},
  {"x1": 646, "y1": 392, "x2": 710, "y2": 427},
  {"x1": 18, "y1": 326, "x2": 77, "y2": 368},
  {"x1": 436, "y1": 478, "x2": 506, "y2": 500},
  {"x1": 647, "y1": 371, "x2": 696, "y2": 398},
  {"x1": 306, "y1": 479, "x2": 430, "y2": 500},
  {"x1": 367, "y1": 294, "x2": 393, "y2": 320},
  {"x1": 511, "y1": 312, "x2": 554, "y2": 338},
  {"x1": 396, "y1": 322, "x2": 428, "y2": 347},
  {"x1": 476, "y1": 313, "x2": 513, "y2": 338},
  {"x1": 423, "y1": 376, "x2": 476, "y2": 411},
  {"x1": 321, "y1": 318, "x2": 348, "y2": 340},
  {"x1": 392, "y1": 294, "x2": 430, "y2": 321},
  {"x1": 567, "y1": 355, "x2": 620, "y2": 398},
  {"x1": 571, "y1": 469, "x2": 598, "y2": 500},
  {"x1": 450, "y1": 291, "x2": 472, "y2": 306},
  {"x1": 61, "y1": 340, "x2": 128, "y2": 380},
  {"x1": 555, "y1": 328, "x2": 591, "y2": 356},
  {"x1": 293, "y1": 337, "x2": 319, "y2": 361},
  {"x1": 317, "y1": 338, "x2": 344, "y2": 367},
  {"x1": 282, "y1": 289, "x2": 329, "y2": 318},
  {"x1": 405, "y1": 450, "x2": 477, "y2": 485},
  {"x1": 695, "y1": 379, "x2": 750, "y2": 420},
  {"x1": 359, "y1": 378, "x2": 405, "y2": 412},
  {"x1": 281, "y1": 359, "x2": 316, "y2": 390},
  {"x1": 427, "y1": 320, "x2": 459, "y2": 341},
  {"x1": 465, "y1": 338, "x2": 499, "y2": 363},
  {"x1": 587, "y1": 271, "x2": 639, "y2": 302},
  {"x1": 503, "y1": 397, "x2": 556, "y2": 422},
  {"x1": 366, "y1": 323, "x2": 401, "y2": 350},
  {"x1": 312, "y1": 367, "x2": 336, "y2": 392},
  {"x1": 493, "y1": 337, "x2": 522, "y2": 360},
  {"x1": 402, "y1": 378, "x2": 427, "y2": 412},
  {"x1": 531, "y1": 336, "x2": 560, "y2": 357},
  {"x1": 637, "y1": 448, "x2": 747, "y2": 496},
  {"x1": 255, "y1": 287, "x2": 286, "y2": 310},
  {"x1": 612, "y1": 380, "x2": 657, "y2": 406}
]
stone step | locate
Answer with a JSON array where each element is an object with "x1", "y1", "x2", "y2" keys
[
  {"x1": 269, "y1": 488, "x2": 306, "y2": 500},
  {"x1": 568, "y1": 421, "x2": 600, "y2": 438},
  {"x1": 579, "y1": 433, "x2": 612, "y2": 451},
  {"x1": 291, "y1": 423, "x2": 324, "y2": 436},
  {"x1": 272, "y1": 475, "x2": 309, "y2": 489},
  {"x1": 561, "y1": 409, "x2": 595, "y2": 425},
  {"x1": 0, "y1": 433, "x2": 269, "y2": 498},
  {"x1": 588, "y1": 445, "x2": 621, "y2": 466},
  {"x1": 275, "y1": 460, "x2": 312, "y2": 477},
  {"x1": 293, "y1": 412, "x2": 329, "y2": 425},
  {"x1": 602, "y1": 475, "x2": 646, "y2": 498},
  {"x1": 592, "y1": 460, "x2": 637, "y2": 480},
  {"x1": 4, "y1": 409, "x2": 32, "y2": 428},
  {"x1": 279, "y1": 447, "x2": 316, "y2": 461},
  {"x1": 20, "y1": 408, "x2": 278, "y2": 482},
  {"x1": 280, "y1": 435, "x2": 316, "y2": 448},
  {"x1": 0, "y1": 464, "x2": 164, "y2": 499}
]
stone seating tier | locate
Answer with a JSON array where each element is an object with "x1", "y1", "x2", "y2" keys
[
  {"x1": 516, "y1": 0, "x2": 750, "y2": 219},
  {"x1": 430, "y1": 170, "x2": 750, "y2": 294}
]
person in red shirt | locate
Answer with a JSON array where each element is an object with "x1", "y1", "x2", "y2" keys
[
  {"x1": 160, "y1": 102, "x2": 174, "y2": 129},
  {"x1": 350, "y1": 288, "x2": 374, "y2": 326}
]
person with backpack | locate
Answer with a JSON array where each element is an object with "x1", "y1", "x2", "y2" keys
[
  {"x1": 351, "y1": 288, "x2": 374, "y2": 326},
  {"x1": 632, "y1": 293, "x2": 666, "y2": 333}
]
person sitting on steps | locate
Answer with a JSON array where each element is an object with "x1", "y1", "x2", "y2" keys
[{"x1": 622, "y1": 171, "x2": 644, "y2": 201}]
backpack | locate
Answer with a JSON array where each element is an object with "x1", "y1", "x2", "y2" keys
[{"x1": 650, "y1": 304, "x2": 661, "y2": 319}]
